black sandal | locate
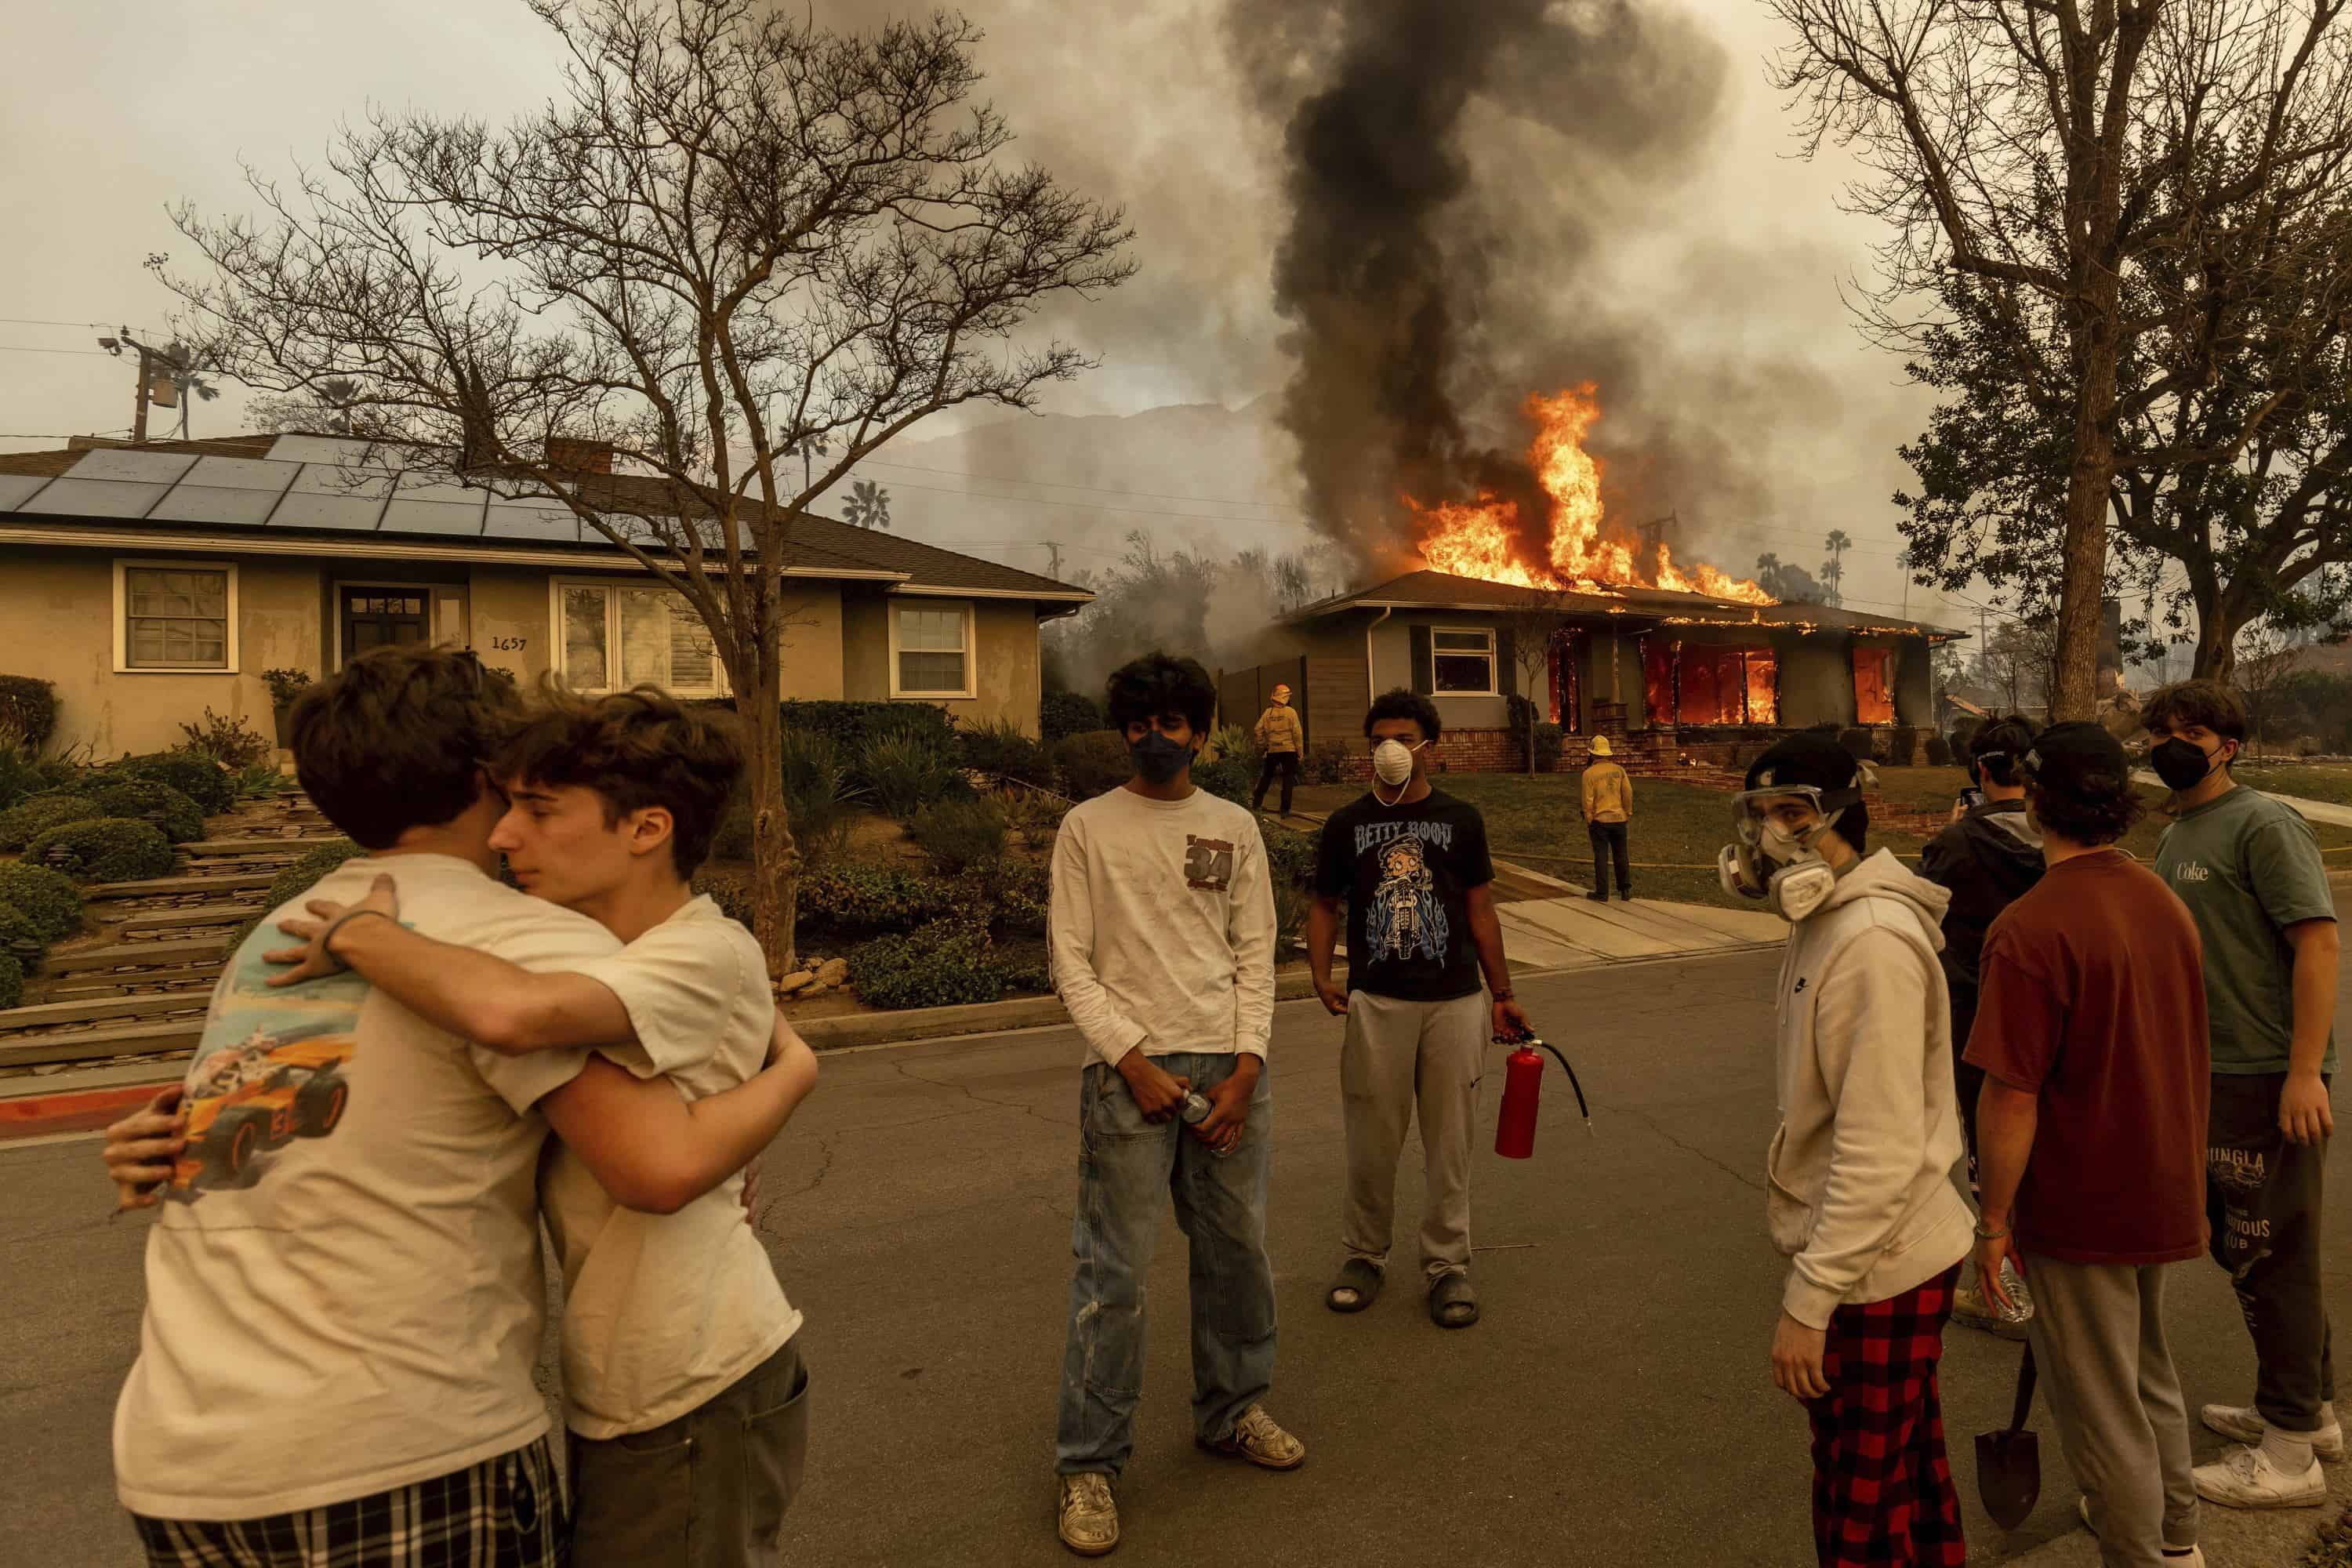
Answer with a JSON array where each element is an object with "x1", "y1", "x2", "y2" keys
[
  {"x1": 1326, "y1": 1258, "x2": 1385, "y2": 1313},
  {"x1": 1429, "y1": 1272, "x2": 1479, "y2": 1329}
]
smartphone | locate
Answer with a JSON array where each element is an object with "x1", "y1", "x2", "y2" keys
[{"x1": 1958, "y1": 786, "x2": 1984, "y2": 811}]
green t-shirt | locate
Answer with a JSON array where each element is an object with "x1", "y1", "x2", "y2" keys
[{"x1": 2153, "y1": 786, "x2": 2338, "y2": 1075}]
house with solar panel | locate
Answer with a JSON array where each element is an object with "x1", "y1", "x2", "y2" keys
[{"x1": 0, "y1": 433, "x2": 1090, "y2": 756}]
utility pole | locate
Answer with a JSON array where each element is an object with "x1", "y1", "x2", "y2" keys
[
  {"x1": 96, "y1": 328, "x2": 190, "y2": 442},
  {"x1": 1045, "y1": 541, "x2": 1064, "y2": 579},
  {"x1": 1637, "y1": 510, "x2": 1677, "y2": 561}
]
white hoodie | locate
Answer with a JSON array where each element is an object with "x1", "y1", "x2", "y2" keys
[{"x1": 1766, "y1": 848, "x2": 1973, "y2": 1328}]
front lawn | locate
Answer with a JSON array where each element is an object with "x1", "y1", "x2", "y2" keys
[{"x1": 2237, "y1": 764, "x2": 2352, "y2": 808}]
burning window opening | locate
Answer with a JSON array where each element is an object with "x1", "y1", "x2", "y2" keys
[
  {"x1": 1408, "y1": 386, "x2": 1775, "y2": 607},
  {"x1": 1852, "y1": 645, "x2": 1896, "y2": 726},
  {"x1": 1642, "y1": 639, "x2": 1778, "y2": 728}
]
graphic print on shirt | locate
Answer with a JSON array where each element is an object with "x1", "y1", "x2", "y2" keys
[
  {"x1": 1366, "y1": 836, "x2": 1450, "y2": 963},
  {"x1": 167, "y1": 935, "x2": 372, "y2": 1202},
  {"x1": 1186, "y1": 834, "x2": 1235, "y2": 892}
]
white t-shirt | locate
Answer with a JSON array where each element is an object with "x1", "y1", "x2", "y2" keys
[
  {"x1": 1047, "y1": 785, "x2": 1278, "y2": 1069},
  {"x1": 550, "y1": 895, "x2": 799, "y2": 1439},
  {"x1": 114, "y1": 855, "x2": 612, "y2": 1521}
]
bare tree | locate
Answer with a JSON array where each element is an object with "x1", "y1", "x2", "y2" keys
[
  {"x1": 160, "y1": 0, "x2": 1133, "y2": 971},
  {"x1": 2234, "y1": 619, "x2": 2307, "y2": 751},
  {"x1": 1500, "y1": 586, "x2": 1568, "y2": 775},
  {"x1": 1769, "y1": 0, "x2": 2352, "y2": 719}
]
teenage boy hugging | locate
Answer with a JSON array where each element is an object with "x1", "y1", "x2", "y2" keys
[
  {"x1": 103, "y1": 652, "x2": 811, "y2": 1568},
  {"x1": 1047, "y1": 652, "x2": 1296, "y2": 1559},
  {"x1": 2147, "y1": 681, "x2": 2342, "y2": 1509},
  {"x1": 1309, "y1": 688, "x2": 1527, "y2": 1330}
]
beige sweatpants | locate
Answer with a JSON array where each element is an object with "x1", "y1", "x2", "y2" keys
[{"x1": 1340, "y1": 989, "x2": 1487, "y2": 1283}]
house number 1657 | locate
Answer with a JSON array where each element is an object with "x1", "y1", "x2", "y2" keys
[{"x1": 490, "y1": 636, "x2": 528, "y2": 652}]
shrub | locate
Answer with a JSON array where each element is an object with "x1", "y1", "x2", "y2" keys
[
  {"x1": 176, "y1": 708, "x2": 274, "y2": 771},
  {"x1": 1054, "y1": 731, "x2": 1131, "y2": 800},
  {"x1": 0, "y1": 791, "x2": 104, "y2": 851},
  {"x1": 849, "y1": 920, "x2": 1004, "y2": 1010},
  {"x1": 1274, "y1": 883, "x2": 1312, "y2": 955},
  {"x1": 1005, "y1": 789, "x2": 1070, "y2": 851},
  {"x1": 855, "y1": 730, "x2": 963, "y2": 820},
  {"x1": 0, "y1": 863, "x2": 85, "y2": 942},
  {"x1": 232, "y1": 761, "x2": 289, "y2": 800},
  {"x1": 230, "y1": 839, "x2": 368, "y2": 949},
  {"x1": 910, "y1": 798, "x2": 1007, "y2": 876},
  {"x1": 0, "y1": 742, "x2": 44, "y2": 814},
  {"x1": 89, "y1": 780, "x2": 205, "y2": 844},
  {"x1": 1924, "y1": 734, "x2": 1953, "y2": 768},
  {"x1": 1192, "y1": 754, "x2": 1256, "y2": 807},
  {"x1": 0, "y1": 951, "x2": 20, "y2": 1010},
  {"x1": 1040, "y1": 689, "x2": 1105, "y2": 744},
  {"x1": 782, "y1": 729, "x2": 860, "y2": 866},
  {"x1": 987, "y1": 936, "x2": 1051, "y2": 993},
  {"x1": 957, "y1": 717, "x2": 1054, "y2": 788},
  {"x1": 0, "y1": 676, "x2": 59, "y2": 751},
  {"x1": 779, "y1": 699, "x2": 957, "y2": 755},
  {"x1": 113, "y1": 751, "x2": 237, "y2": 814},
  {"x1": 26, "y1": 818, "x2": 177, "y2": 883},
  {"x1": 1262, "y1": 821, "x2": 1317, "y2": 891},
  {"x1": 1532, "y1": 721, "x2": 1565, "y2": 772},
  {"x1": 0, "y1": 902, "x2": 45, "y2": 966},
  {"x1": 1305, "y1": 737, "x2": 1349, "y2": 785},
  {"x1": 261, "y1": 668, "x2": 314, "y2": 707},
  {"x1": 956, "y1": 855, "x2": 1050, "y2": 937},
  {"x1": 693, "y1": 868, "x2": 756, "y2": 930},
  {"x1": 1836, "y1": 728, "x2": 1876, "y2": 762},
  {"x1": 795, "y1": 862, "x2": 960, "y2": 941}
]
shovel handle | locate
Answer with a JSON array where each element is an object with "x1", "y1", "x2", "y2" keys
[{"x1": 2006, "y1": 1344, "x2": 2037, "y2": 1436}]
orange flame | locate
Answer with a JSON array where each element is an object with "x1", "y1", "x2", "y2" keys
[{"x1": 1409, "y1": 384, "x2": 1774, "y2": 605}]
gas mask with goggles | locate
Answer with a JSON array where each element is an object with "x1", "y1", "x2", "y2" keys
[{"x1": 1717, "y1": 780, "x2": 1864, "y2": 923}]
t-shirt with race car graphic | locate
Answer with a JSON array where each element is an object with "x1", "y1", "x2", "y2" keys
[{"x1": 1316, "y1": 789, "x2": 1494, "y2": 1003}]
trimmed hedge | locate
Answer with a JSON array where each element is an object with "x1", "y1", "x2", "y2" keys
[
  {"x1": 25, "y1": 818, "x2": 177, "y2": 883},
  {"x1": 909, "y1": 799, "x2": 1007, "y2": 876},
  {"x1": 849, "y1": 921, "x2": 1004, "y2": 1010},
  {"x1": 795, "y1": 862, "x2": 960, "y2": 941},
  {"x1": 89, "y1": 780, "x2": 205, "y2": 844},
  {"x1": 0, "y1": 863, "x2": 84, "y2": 942},
  {"x1": 231, "y1": 840, "x2": 368, "y2": 949},
  {"x1": 1040, "y1": 689, "x2": 1105, "y2": 744},
  {"x1": 0, "y1": 792, "x2": 104, "y2": 851},
  {"x1": 112, "y1": 752, "x2": 236, "y2": 815},
  {"x1": 692, "y1": 869, "x2": 756, "y2": 930},
  {"x1": 0, "y1": 676, "x2": 59, "y2": 750},
  {"x1": 1054, "y1": 731, "x2": 1131, "y2": 800},
  {"x1": 0, "y1": 902, "x2": 45, "y2": 965},
  {"x1": 1192, "y1": 755, "x2": 1255, "y2": 807},
  {"x1": 779, "y1": 700, "x2": 957, "y2": 754},
  {"x1": 0, "y1": 951, "x2": 20, "y2": 1011}
]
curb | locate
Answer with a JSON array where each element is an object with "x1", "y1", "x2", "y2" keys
[
  {"x1": 0, "y1": 1081, "x2": 172, "y2": 1141},
  {"x1": 792, "y1": 969, "x2": 1334, "y2": 1052}
]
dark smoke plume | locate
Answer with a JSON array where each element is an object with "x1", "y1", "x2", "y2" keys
[{"x1": 1236, "y1": 0, "x2": 1735, "y2": 572}]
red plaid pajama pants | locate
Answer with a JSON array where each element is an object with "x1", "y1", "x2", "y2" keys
[{"x1": 1806, "y1": 1265, "x2": 1966, "y2": 1568}]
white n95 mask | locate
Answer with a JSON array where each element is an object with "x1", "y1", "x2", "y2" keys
[{"x1": 1372, "y1": 739, "x2": 1421, "y2": 786}]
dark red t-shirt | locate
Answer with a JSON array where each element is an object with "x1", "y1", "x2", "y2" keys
[{"x1": 1963, "y1": 849, "x2": 2210, "y2": 1265}]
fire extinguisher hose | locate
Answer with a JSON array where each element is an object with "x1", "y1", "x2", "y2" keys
[{"x1": 1520, "y1": 1033, "x2": 1594, "y2": 1132}]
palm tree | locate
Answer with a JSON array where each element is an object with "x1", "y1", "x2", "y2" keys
[
  {"x1": 841, "y1": 478, "x2": 891, "y2": 530},
  {"x1": 152, "y1": 341, "x2": 223, "y2": 440},
  {"x1": 1821, "y1": 529, "x2": 1852, "y2": 608}
]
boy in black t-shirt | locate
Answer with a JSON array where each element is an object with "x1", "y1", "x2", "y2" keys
[{"x1": 1308, "y1": 689, "x2": 1530, "y2": 1330}]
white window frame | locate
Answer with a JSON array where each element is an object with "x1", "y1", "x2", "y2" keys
[
  {"x1": 888, "y1": 599, "x2": 976, "y2": 699},
  {"x1": 113, "y1": 558, "x2": 239, "y2": 675},
  {"x1": 547, "y1": 576, "x2": 728, "y2": 697},
  {"x1": 1429, "y1": 625, "x2": 1498, "y2": 698}
]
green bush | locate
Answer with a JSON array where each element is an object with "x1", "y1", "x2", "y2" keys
[
  {"x1": 1925, "y1": 734, "x2": 1953, "y2": 768},
  {"x1": 1054, "y1": 731, "x2": 1131, "y2": 800},
  {"x1": 796, "y1": 862, "x2": 960, "y2": 941},
  {"x1": 1305, "y1": 737, "x2": 1349, "y2": 785},
  {"x1": 233, "y1": 762, "x2": 289, "y2": 800},
  {"x1": 0, "y1": 676, "x2": 59, "y2": 751},
  {"x1": 0, "y1": 951, "x2": 21, "y2": 1010},
  {"x1": 113, "y1": 751, "x2": 236, "y2": 814},
  {"x1": 779, "y1": 700, "x2": 957, "y2": 755},
  {"x1": 910, "y1": 799, "x2": 1007, "y2": 876},
  {"x1": 855, "y1": 730, "x2": 964, "y2": 820},
  {"x1": 988, "y1": 937, "x2": 1051, "y2": 993},
  {"x1": 956, "y1": 856, "x2": 1049, "y2": 937},
  {"x1": 89, "y1": 780, "x2": 205, "y2": 844},
  {"x1": 262, "y1": 668, "x2": 314, "y2": 707},
  {"x1": 1192, "y1": 755, "x2": 1255, "y2": 807},
  {"x1": 231, "y1": 839, "x2": 368, "y2": 949},
  {"x1": 0, "y1": 791, "x2": 104, "y2": 851},
  {"x1": 849, "y1": 921, "x2": 1004, "y2": 1010},
  {"x1": 1005, "y1": 790, "x2": 1070, "y2": 851},
  {"x1": 1836, "y1": 728, "x2": 1876, "y2": 762},
  {"x1": 782, "y1": 729, "x2": 860, "y2": 866},
  {"x1": 25, "y1": 818, "x2": 177, "y2": 883},
  {"x1": 1262, "y1": 821, "x2": 1317, "y2": 891},
  {"x1": 1274, "y1": 883, "x2": 1312, "y2": 955},
  {"x1": 1532, "y1": 722, "x2": 1565, "y2": 772},
  {"x1": 1040, "y1": 690, "x2": 1105, "y2": 743},
  {"x1": 0, "y1": 742, "x2": 45, "y2": 813},
  {"x1": 0, "y1": 863, "x2": 84, "y2": 942},
  {"x1": 693, "y1": 868, "x2": 756, "y2": 930},
  {"x1": 176, "y1": 708, "x2": 274, "y2": 771},
  {"x1": 0, "y1": 902, "x2": 45, "y2": 966},
  {"x1": 957, "y1": 717, "x2": 1054, "y2": 788}
]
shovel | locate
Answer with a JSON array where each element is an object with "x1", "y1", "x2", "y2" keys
[{"x1": 1974, "y1": 1344, "x2": 2041, "y2": 1530}]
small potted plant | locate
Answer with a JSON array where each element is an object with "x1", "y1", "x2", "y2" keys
[{"x1": 262, "y1": 669, "x2": 314, "y2": 746}]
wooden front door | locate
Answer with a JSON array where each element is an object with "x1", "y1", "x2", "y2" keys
[{"x1": 339, "y1": 586, "x2": 430, "y2": 662}]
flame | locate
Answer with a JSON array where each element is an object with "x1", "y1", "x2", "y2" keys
[{"x1": 1409, "y1": 384, "x2": 1774, "y2": 605}]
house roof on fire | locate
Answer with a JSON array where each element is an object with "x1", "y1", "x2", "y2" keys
[
  {"x1": 0, "y1": 434, "x2": 1090, "y2": 603},
  {"x1": 1288, "y1": 569, "x2": 1963, "y2": 641}
]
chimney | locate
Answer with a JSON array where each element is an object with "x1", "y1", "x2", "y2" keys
[{"x1": 546, "y1": 437, "x2": 615, "y2": 477}]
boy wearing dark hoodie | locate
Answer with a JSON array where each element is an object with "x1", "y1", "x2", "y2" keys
[{"x1": 1722, "y1": 734, "x2": 1974, "y2": 1568}]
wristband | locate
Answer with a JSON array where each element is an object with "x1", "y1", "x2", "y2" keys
[
  {"x1": 321, "y1": 906, "x2": 396, "y2": 960},
  {"x1": 1491, "y1": 989, "x2": 1515, "y2": 1001},
  {"x1": 1973, "y1": 1220, "x2": 2011, "y2": 1242}
]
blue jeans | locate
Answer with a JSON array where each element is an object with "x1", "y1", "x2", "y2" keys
[{"x1": 1054, "y1": 1053, "x2": 1277, "y2": 1476}]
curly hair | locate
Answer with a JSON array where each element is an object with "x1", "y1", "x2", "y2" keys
[
  {"x1": 291, "y1": 646, "x2": 523, "y2": 849},
  {"x1": 2145, "y1": 679, "x2": 2247, "y2": 745},
  {"x1": 2023, "y1": 764, "x2": 2147, "y2": 848},
  {"x1": 1364, "y1": 688, "x2": 1443, "y2": 744},
  {"x1": 1105, "y1": 652, "x2": 1217, "y2": 734},
  {"x1": 497, "y1": 682, "x2": 746, "y2": 877},
  {"x1": 1968, "y1": 716, "x2": 2038, "y2": 788}
]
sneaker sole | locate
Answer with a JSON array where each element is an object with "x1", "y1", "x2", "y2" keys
[
  {"x1": 1058, "y1": 1529, "x2": 1119, "y2": 1559},
  {"x1": 1195, "y1": 1436, "x2": 1307, "y2": 1472},
  {"x1": 2200, "y1": 1409, "x2": 2347, "y2": 1462},
  {"x1": 2192, "y1": 1485, "x2": 2328, "y2": 1510}
]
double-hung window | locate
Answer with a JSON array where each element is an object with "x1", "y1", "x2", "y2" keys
[
  {"x1": 116, "y1": 561, "x2": 237, "y2": 672},
  {"x1": 556, "y1": 581, "x2": 723, "y2": 695},
  {"x1": 1430, "y1": 628, "x2": 1497, "y2": 695},
  {"x1": 891, "y1": 603, "x2": 974, "y2": 699}
]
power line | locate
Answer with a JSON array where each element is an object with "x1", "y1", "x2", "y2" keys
[
  {"x1": 0, "y1": 344, "x2": 118, "y2": 358},
  {"x1": 854, "y1": 453, "x2": 1294, "y2": 510}
]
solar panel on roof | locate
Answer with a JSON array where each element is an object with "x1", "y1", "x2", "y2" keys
[
  {"x1": 24, "y1": 478, "x2": 174, "y2": 520},
  {"x1": 65, "y1": 448, "x2": 201, "y2": 484},
  {"x1": 285, "y1": 463, "x2": 397, "y2": 499},
  {"x1": 485, "y1": 499, "x2": 581, "y2": 543},
  {"x1": 263, "y1": 434, "x2": 381, "y2": 466},
  {"x1": 0, "y1": 475, "x2": 51, "y2": 513},
  {"x1": 178, "y1": 456, "x2": 298, "y2": 492},
  {"x1": 151, "y1": 485, "x2": 288, "y2": 528},
  {"x1": 380, "y1": 495, "x2": 490, "y2": 536}
]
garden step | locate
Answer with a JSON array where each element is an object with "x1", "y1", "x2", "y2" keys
[
  {"x1": 0, "y1": 993, "x2": 212, "y2": 1036},
  {"x1": 185, "y1": 837, "x2": 336, "y2": 857},
  {"x1": 85, "y1": 872, "x2": 281, "y2": 900},
  {"x1": 109, "y1": 903, "x2": 263, "y2": 934},
  {"x1": 0, "y1": 1020, "x2": 204, "y2": 1069},
  {"x1": 42, "y1": 938, "x2": 227, "y2": 975},
  {"x1": 39, "y1": 969, "x2": 220, "y2": 999}
]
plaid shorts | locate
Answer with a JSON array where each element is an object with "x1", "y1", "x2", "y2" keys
[
  {"x1": 132, "y1": 1434, "x2": 566, "y2": 1568},
  {"x1": 1807, "y1": 1265, "x2": 1966, "y2": 1568}
]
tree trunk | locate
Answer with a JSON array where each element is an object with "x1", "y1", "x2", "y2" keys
[
  {"x1": 2190, "y1": 611, "x2": 2238, "y2": 683},
  {"x1": 741, "y1": 662, "x2": 801, "y2": 979},
  {"x1": 2051, "y1": 305, "x2": 2122, "y2": 721}
]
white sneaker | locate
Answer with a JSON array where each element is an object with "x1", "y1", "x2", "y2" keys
[
  {"x1": 1951, "y1": 1281, "x2": 2029, "y2": 1341},
  {"x1": 1056, "y1": 1472, "x2": 1119, "y2": 1557},
  {"x1": 2201, "y1": 1400, "x2": 2346, "y2": 1462},
  {"x1": 2192, "y1": 1443, "x2": 2327, "y2": 1509},
  {"x1": 2082, "y1": 1497, "x2": 2207, "y2": 1564}
]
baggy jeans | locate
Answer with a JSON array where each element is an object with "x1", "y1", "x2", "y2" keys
[
  {"x1": 2024, "y1": 1258, "x2": 2198, "y2": 1566},
  {"x1": 1340, "y1": 989, "x2": 1486, "y2": 1283},
  {"x1": 1055, "y1": 1054, "x2": 1277, "y2": 1477},
  {"x1": 2209, "y1": 1072, "x2": 2336, "y2": 1432}
]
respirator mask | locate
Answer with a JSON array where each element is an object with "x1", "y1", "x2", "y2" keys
[
  {"x1": 1372, "y1": 738, "x2": 1427, "y2": 789},
  {"x1": 1717, "y1": 783, "x2": 1860, "y2": 923}
]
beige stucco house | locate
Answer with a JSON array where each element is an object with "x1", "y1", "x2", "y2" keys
[{"x1": 0, "y1": 434, "x2": 1087, "y2": 757}]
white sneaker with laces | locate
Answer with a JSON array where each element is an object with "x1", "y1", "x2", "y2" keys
[
  {"x1": 2192, "y1": 1443, "x2": 2326, "y2": 1509},
  {"x1": 1057, "y1": 1472, "x2": 1119, "y2": 1557},
  {"x1": 2200, "y1": 1401, "x2": 2345, "y2": 1462}
]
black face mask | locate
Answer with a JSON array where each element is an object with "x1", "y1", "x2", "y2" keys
[
  {"x1": 1130, "y1": 731, "x2": 1192, "y2": 785},
  {"x1": 2151, "y1": 736, "x2": 2222, "y2": 793}
]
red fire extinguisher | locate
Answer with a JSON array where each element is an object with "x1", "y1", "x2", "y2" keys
[{"x1": 1494, "y1": 1030, "x2": 1592, "y2": 1160}]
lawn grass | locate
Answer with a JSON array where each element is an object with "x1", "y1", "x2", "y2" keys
[{"x1": 2237, "y1": 764, "x2": 2352, "y2": 808}]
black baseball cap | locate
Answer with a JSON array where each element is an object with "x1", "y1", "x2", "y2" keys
[
  {"x1": 2020, "y1": 721, "x2": 2132, "y2": 798},
  {"x1": 1744, "y1": 733, "x2": 1864, "y2": 800}
]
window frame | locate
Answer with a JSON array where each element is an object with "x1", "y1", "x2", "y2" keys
[
  {"x1": 547, "y1": 575, "x2": 728, "y2": 697},
  {"x1": 113, "y1": 558, "x2": 239, "y2": 675},
  {"x1": 331, "y1": 578, "x2": 440, "y2": 670},
  {"x1": 887, "y1": 598, "x2": 976, "y2": 700},
  {"x1": 1428, "y1": 625, "x2": 1498, "y2": 698}
]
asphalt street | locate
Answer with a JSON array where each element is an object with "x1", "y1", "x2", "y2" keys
[{"x1": 3, "y1": 927, "x2": 2347, "y2": 1567}]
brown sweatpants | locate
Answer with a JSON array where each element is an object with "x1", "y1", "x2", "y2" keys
[{"x1": 1340, "y1": 988, "x2": 1487, "y2": 1283}]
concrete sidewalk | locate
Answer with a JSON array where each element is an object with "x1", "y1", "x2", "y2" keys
[
  {"x1": 2135, "y1": 771, "x2": 2352, "y2": 829},
  {"x1": 1488, "y1": 891, "x2": 1786, "y2": 969}
]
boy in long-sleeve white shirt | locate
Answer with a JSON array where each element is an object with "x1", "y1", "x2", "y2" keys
[{"x1": 1047, "y1": 652, "x2": 1298, "y2": 1559}]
